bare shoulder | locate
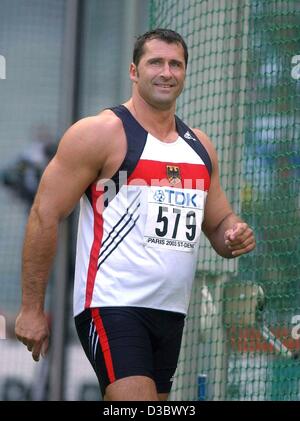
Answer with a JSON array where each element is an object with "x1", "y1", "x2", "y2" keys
[
  {"x1": 59, "y1": 109, "x2": 123, "y2": 152},
  {"x1": 56, "y1": 109, "x2": 124, "y2": 169},
  {"x1": 192, "y1": 127, "x2": 218, "y2": 170}
]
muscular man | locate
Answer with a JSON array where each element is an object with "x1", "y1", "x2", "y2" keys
[{"x1": 15, "y1": 28, "x2": 255, "y2": 401}]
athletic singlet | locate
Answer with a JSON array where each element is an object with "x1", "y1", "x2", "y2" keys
[{"x1": 73, "y1": 105, "x2": 212, "y2": 316}]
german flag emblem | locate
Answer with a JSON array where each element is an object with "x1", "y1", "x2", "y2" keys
[{"x1": 166, "y1": 165, "x2": 181, "y2": 186}]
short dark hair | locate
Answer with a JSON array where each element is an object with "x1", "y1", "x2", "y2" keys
[{"x1": 133, "y1": 28, "x2": 188, "y2": 68}]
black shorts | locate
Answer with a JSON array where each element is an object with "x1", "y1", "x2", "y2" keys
[{"x1": 75, "y1": 306, "x2": 185, "y2": 396}]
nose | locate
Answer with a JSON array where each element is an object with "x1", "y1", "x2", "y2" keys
[{"x1": 160, "y1": 63, "x2": 172, "y2": 78}]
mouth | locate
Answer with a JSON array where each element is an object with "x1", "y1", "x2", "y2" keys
[{"x1": 154, "y1": 83, "x2": 174, "y2": 89}]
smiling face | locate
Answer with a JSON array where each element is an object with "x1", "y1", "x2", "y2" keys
[{"x1": 130, "y1": 39, "x2": 186, "y2": 111}]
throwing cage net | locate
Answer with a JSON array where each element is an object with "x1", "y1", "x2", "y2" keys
[{"x1": 150, "y1": 0, "x2": 300, "y2": 401}]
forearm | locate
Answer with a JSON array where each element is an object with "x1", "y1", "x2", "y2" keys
[
  {"x1": 21, "y1": 206, "x2": 58, "y2": 311},
  {"x1": 207, "y1": 212, "x2": 243, "y2": 258}
]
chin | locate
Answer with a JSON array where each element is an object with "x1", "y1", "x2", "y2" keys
[
  {"x1": 153, "y1": 102, "x2": 173, "y2": 111},
  {"x1": 151, "y1": 96, "x2": 175, "y2": 110}
]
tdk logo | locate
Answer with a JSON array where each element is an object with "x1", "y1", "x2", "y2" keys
[
  {"x1": 154, "y1": 189, "x2": 199, "y2": 207},
  {"x1": 153, "y1": 190, "x2": 165, "y2": 203}
]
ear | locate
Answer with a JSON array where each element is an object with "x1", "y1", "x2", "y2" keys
[{"x1": 129, "y1": 63, "x2": 138, "y2": 82}]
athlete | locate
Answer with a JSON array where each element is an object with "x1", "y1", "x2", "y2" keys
[{"x1": 15, "y1": 28, "x2": 255, "y2": 401}]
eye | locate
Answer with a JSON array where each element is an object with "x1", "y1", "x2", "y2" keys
[
  {"x1": 149, "y1": 59, "x2": 162, "y2": 65},
  {"x1": 170, "y1": 61, "x2": 182, "y2": 68}
]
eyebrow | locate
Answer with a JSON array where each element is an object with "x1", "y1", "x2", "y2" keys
[{"x1": 147, "y1": 57, "x2": 184, "y2": 65}]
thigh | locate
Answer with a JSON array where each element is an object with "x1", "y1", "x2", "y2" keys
[
  {"x1": 105, "y1": 375, "x2": 158, "y2": 401},
  {"x1": 75, "y1": 307, "x2": 156, "y2": 398},
  {"x1": 153, "y1": 312, "x2": 185, "y2": 394}
]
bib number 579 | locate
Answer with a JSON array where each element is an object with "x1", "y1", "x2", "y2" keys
[{"x1": 155, "y1": 205, "x2": 196, "y2": 241}]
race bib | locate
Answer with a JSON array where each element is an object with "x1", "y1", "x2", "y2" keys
[{"x1": 144, "y1": 186, "x2": 205, "y2": 252}]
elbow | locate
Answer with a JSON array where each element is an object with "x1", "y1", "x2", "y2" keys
[{"x1": 29, "y1": 201, "x2": 60, "y2": 228}]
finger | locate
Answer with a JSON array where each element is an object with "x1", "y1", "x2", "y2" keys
[
  {"x1": 226, "y1": 228, "x2": 253, "y2": 246},
  {"x1": 32, "y1": 350, "x2": 40, "y2": 362},
  {"x1": 32, "y1": 341, "x2": 44, "y2": 362},
  {"x1": 226, "y1": 234, "x2": 254, "y2": 251},
  {"x1": 21, "y1": 338, "x2": 32, "y2": 348},
  {"x1": 231, "y1": 240, "x2": 256, "y2": 257},
  {"x1": 27, "y1": 343, "x2": 34, "y2": 352},
  {"x1": 224, "y1": 223, "x2": 247, "y2": 242},
  {"x1": 41, "y1": 337, "x2": 49, "y2": 358},
  {"x1": 229, "y1": 223, "x2": 248, "y2": 240},
  {"x1": 234, "y1": 230, "x2": 254, "y2": 247},
  {"x1": 18, "y1": 335, "x2": 36, "y2": 351},
  {"x1": 224, "y1": 230, "x2": 232, "y2": 241}
]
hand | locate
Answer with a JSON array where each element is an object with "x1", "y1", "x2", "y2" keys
[
  {"x1": 15, "y1": 309, "x2": 49, "y2": 362},
  {"x1": 224, "y1": 222, "x2": 255, "y2": 257}
]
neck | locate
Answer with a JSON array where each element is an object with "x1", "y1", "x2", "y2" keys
[{"x1": 124, "y1": 95, "x2": 177, "y2": 142}]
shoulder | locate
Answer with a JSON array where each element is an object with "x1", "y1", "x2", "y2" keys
[
  {"x1": 63, "y1": 109, "x2": 123, "y2": 146},
  {"x1": 192, "y1": 128, "x2": 218, "y2": 171},
  {"x1": 57, "y1": 109, "x2": 124, "y2": 162}
]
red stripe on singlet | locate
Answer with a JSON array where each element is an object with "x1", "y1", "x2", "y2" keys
[
  {"x1": 127, "y1": 159, "x2": 210, "y2": 191},
  {"x1": 85, "y1": 184, "x2": 104, "y2": 308}
]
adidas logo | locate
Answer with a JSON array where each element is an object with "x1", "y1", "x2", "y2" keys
[{"x1": 183, "y1": 131, "x2": 197, "y2": 141}]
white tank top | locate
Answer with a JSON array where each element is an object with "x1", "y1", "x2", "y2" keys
[{"x1": 73, "y1": 105, "x2": 212, "y2": 316}]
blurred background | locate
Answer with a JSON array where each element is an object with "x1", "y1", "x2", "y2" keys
[{"x1": 0, "y1": 0, "x2": 299, "y2": 401}]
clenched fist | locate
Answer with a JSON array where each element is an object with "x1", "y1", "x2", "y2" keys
[{"x1": 224, "y1": 222, "x2": 256, "y2": 257}]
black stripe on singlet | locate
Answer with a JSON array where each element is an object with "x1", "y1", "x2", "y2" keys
[
  {"x1": 175, "y1": 115, "x2": 212, "y2": 176},
  {"x1": 97, "y1": 191, "x2": 141, "y2": 268},
  {"x1": 110, "y1": 105, "x2": 148, "y2": 194}
]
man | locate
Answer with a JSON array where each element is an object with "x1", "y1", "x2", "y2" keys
[{"x1": 15, "y1": 28, "x2": 255, "y2": 401}]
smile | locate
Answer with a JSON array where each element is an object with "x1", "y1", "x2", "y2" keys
[{"x1": 155, "y1": 84, "x2": 174, "y2": 88}]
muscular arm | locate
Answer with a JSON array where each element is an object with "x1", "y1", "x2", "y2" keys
[
  {"x1": 194, "y1": 129, "x2": 256, "y2": 258},
  {"x1": 15, "y1": 113, "x2": 118, "y2": 361}
]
